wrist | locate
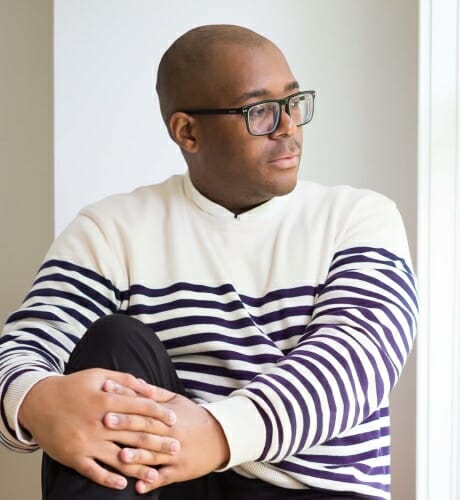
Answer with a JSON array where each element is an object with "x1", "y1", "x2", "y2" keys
[
  {"x1": 204, "y1": 408, "x2": 230, "y2": 469},
  {"x1": 18, "y1": 375, "x2": 60, "y2": 434}
]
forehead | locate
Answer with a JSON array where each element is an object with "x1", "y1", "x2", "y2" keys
[{"x1": 207, "y1": 42, "x2": 297, "y2": 105}]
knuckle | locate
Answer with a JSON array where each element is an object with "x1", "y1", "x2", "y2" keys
[
  {"x1": 80, "y1": 461, "x2": 99, "y2": 481},
  {"x1": 123, "y1": 373, "x2": 137, "y2": 387},
  {"x1": 145, "y1": 416, "x2": 156, "y2": 431},
  {"x1": 137, "y1": 432, "x2": 150, "y2": 446},
  {"x1": 161, "y1": 468, "x2": 172, "y2": 485}
]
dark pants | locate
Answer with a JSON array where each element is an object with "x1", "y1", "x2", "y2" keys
[{"x1": 41, "y1": 314, "x2": 371, "y2": 500}]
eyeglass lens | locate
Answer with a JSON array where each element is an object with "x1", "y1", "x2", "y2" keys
[{"x1": 247, "y1": 93, "x2": 313, "y2": 135}]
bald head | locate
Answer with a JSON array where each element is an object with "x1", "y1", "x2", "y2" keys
[{"x1": 155, "y1": 25, "x2": 275, "y2": 124}]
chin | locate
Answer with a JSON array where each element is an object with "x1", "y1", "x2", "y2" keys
[{"x1": 267, "y1": 167, "x2": 299, "y2": 197}]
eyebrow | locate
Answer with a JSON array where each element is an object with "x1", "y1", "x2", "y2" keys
[{"x1": 235, "y1": 80, "x2": 300, "y2": 104}]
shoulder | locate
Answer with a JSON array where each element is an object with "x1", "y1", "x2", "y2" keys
[
  {"x1": 80, "y1": 174, "x2": 184, "y2": 222},
  {"x1": 293, "y1": 179, "x2": 393, "y2": 211},
  {"x1": 290, "y1": 180, "x2": 410, "y2": 262}
]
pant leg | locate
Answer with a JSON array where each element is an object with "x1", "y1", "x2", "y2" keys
[{"x1": 41, "y1": 314, "x2": 195, "y2": 500}]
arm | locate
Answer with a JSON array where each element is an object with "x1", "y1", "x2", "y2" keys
[
  {"x1": 0, "y1": 212, "x2": 178, "y2": 488},
  {"x1": 201, "y1": 193, "x2": 417, "y2": 467}
]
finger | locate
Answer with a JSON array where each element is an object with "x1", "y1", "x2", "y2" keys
[
  {"x1": 136, "y1": 381, "x2": 177, "y2": 402},
  {"x1": 108, "y1": 428, "x2": 180, "y2": 455},
  {"x1": 136, "y1": 465, "x2": 176, "y2": 493},
  {"x1": 73, "y1": 456, "x2": 128, "y2": 491},
  {"x1": 105, "y1": 371, "x2": 176, "y2": 402},
  {"x1": 105, "y1": 397, "x2": 176, "y2": 426},
  {"x1": 119, "y1": 446, "x2": 177, "y2": 466},
  {"x1": 103, "y1": 379, "x2": 137, "y2": 397},
  {"x1": 103, "y1": 371, "x2": 156, "y2": 397},
  {"x1": 94, "y1": 441, "x2": 161, "y2": 486},
  {"x1": 104, "y1": 412, "x2": 172, "y2": 435},
  {"x1": 105, "y1": 426, "x2": 178, "y2": 456}
]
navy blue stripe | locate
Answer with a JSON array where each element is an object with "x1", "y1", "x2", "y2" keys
[
  {"x1": 24, "y1": 289, "x2": 106, "y2": 318},
  {"x1": 333, "y1": 246, "x2": 412, "y2": 274},
  {"x1": 276, "y1": 459, "x2": 389, "y2": 492},
  {"x1": 176, "y1": 348, "x2": 281, "y2": 365},
  {"x1": 33, "y1": 273, "x2": 118, "y2": 312},
  {"x1": 149, "y1": 315, "x2": 255, "y2": 332},
  {"x1": 174, "y1": 361, "x2": 256, "y2": 381},
  {"x1": 127, "y1": 298, "x2": 243, "y2": 316},
  {"x1": 324, "y1": 279, "x2": 416, "y2": 325},
  {"x1": 278, "y1": 362, "x2": 325, "y2": 448},
  {"x1": 300, "y1": 334, "x2": 371, "y2": 425},
  {"x1": 269, "y1": 373, "x2": 304, "y2": 456},
  {"x1": 317, "y1": 332, "x2": 386, "y2": 421},
  {"x1": 137, "y1": 304, "x2": 312, "y2": 328},
  {"x1": 312, "y1": 306, "x2": 406, "y2": 371},
  {"x1": 248, "y1": 387, "x2": 276, "y2": 460},
  {"x1": 327, "y1": 425, "x2": 389, "y2": 447},
  {"x1": 379, "y1": 268, "x2": 419, "y2": 309},
  {"x1": 130, "y1": 282, "x2": 236, "y2": 298},
  {"x1": 295, "y1": 351, "x2": 349, "y2": 433},
  {"x1": 40, "y1": 260, "x2": 128, "y2": 301},
  {"x1": 239, "y1": 285, "x2": 318, "y2": 307},
  {"x1": 20, "y1": 327, "x2": 78, "y2": 348},
  {"x1": 258, "y1": 376, "x2": 287, "y2": 458},
  {"x1": 1, "y1": 343, "x2": 62, "y2": 370},
  {"x1": 299, "y1": 446, "x2": 390, "y2": 468},
  {"x1": 181, "y1": 378, "x2": 233, "y2": 396},
  {"x1": 162, "y1": 331, "x2": 275, "y2": 350},
  {"x1": 0, "y1": 369, "x2": 32, "y2": 440},
  {"x1": 268, "y1": 324, "x2": 306, "y2": 343},
  {"x1": 7, "y1": 310, "x2": 64, "y2": 324}
]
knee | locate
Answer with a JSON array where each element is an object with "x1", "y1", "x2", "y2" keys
[
  {"x1": 66, "y1": 314, "x2": 158, "y2": 373},
  {"x1": 86, "y1": 314, "x2": 152, "y2": 347}
]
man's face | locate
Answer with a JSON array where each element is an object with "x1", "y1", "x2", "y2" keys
[{"x1": 186, "y1": 42, "x2": 304, "y2": 213}]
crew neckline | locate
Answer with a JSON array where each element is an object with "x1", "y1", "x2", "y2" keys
[{"x1": 182, "y1": 171, "x2": 292, "y2": 221}]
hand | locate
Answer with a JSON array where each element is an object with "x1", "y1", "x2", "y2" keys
[
  {"x1": 18, "y1": 368, "x2": 179, "y2": 490},
  {"x1": 108, "y1": 393, "x2": 230, "y2": 494}
]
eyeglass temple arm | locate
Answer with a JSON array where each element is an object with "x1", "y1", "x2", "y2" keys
[{"x1": 181, "y1": 108, "x2": 243, "y2": 115}]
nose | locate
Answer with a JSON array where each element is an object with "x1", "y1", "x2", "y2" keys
[{"x1": 270, "y1": 108, "x2": 296, "y2": 138}]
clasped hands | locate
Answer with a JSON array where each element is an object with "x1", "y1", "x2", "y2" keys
[{"x1": 18, "y1": 368, "x2": 230, "y2": 494}]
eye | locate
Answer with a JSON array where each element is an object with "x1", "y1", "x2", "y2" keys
[{"x1": 251, "y1": 104, "x2": 269, "y2": 117}]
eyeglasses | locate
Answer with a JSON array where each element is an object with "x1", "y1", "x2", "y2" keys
[{"x1": 181, "y1": 90, "x2": 315, "y2": 136}]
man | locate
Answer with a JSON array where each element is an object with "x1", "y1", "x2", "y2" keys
[{"x1": 0, "y1": 25, "x2": 417, "y2": 500}]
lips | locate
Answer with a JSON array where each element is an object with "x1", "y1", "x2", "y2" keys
[{"x1": 268, "y1": 153, "x2": 300, "y2": 169}]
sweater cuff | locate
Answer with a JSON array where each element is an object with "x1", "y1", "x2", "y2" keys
[
  {"x1": 4, "y1": 371, "x2": 62, "y2": 445},
  {"x1": 201, "y1": 395, "x2": 266, "y2": 470}
]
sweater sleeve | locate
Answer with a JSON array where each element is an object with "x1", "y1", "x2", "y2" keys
[
  {"x1": 203, "y1": 192, "x2": 418, "y2": 468},
  {"x1": 0, "y1": 212, "x2": 126, "y2": 451}
]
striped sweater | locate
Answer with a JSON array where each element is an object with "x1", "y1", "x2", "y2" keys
[{"x1": 0, "y1": 173, "x2": 417, "y2": 499}]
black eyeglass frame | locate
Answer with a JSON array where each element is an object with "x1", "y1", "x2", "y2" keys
[{"x1": 180, "y1": 90, "x2": 316, "y2": 136}]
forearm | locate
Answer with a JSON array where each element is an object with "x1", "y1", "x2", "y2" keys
[{"x1": 203, "y1": 248, "x2": 418, "y2": 466}]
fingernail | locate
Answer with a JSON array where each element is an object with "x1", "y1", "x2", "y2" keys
[
  {"x1": 138, "y1": 481, "x2": 147, "y2": 493},
  {"x1": 170, "y1": 441, "x2": 180, "y2": 454},
  {"x1": 107, "y1": 413, "x2": 120, "y2": 426},
  {"x1": 124, "y1": 449, "x2": 134, "y2": 461},
  {"x1": 115, "y1": 477, "x2": 127, "y2": 489},
  {"x1": 167, "y1": 411, "x2": 176, "y2": 425},
  {"x1": 138, "y1": 378, "x2": 147, "y2": 384},
  {"x1": 105, "y1": 380, "x2": 115, "y2": 391},
  {"x1": 146, "y1": 469, "x2": 157, "y2": 482}
]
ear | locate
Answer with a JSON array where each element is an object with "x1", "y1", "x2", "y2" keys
[{"x1": 168, "y1": 112, "x2": 199, "y2": 153}]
